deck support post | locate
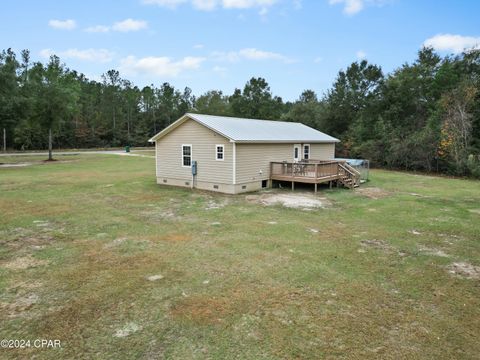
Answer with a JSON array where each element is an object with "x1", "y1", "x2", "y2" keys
[
  {"x1": 291, "y1": 181, "x2": 294, "y2": 191},
  {"x1": 329, "y1": 181, "x2": 332, "y2": 189},
  {"x1": 314, "y1": 183, "x2": 317, "y2": 193}
]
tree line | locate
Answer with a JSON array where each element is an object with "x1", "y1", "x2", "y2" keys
[{"x1": 0, "y1": 47, "x2": 479, "y2": 176}]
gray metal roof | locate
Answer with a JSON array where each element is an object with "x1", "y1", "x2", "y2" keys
[{"x1": 150, "y1": 113, "x2": 339, "y2": 143}]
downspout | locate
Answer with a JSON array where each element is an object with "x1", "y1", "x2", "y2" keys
[
  {"x1": 232, "y1": 140, "x2": 236, "y2": 187},
  {"x1": 154, "y1": 141, "x2": 158, "y2": 178}
]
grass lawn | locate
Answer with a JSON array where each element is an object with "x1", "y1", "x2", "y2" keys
[
  {"x1": 0, "y1": 155, "x2": 479, "y2": 359},
  {"x1": 0, "y1": 154, "x2": 82, "y2": 165}
]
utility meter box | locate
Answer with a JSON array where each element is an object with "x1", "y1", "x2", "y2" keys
[{"x1": 191, "y1": 161, "x2": 197, "y2": 176}]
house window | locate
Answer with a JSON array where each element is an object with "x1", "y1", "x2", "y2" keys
[
  {"x1": 216, "y1": 145, "x2": 224, "y2": 161},
  {"x1": 182, "y1": 145, "x2": 192, "y2": 167},
  {"x1": 303, "y1": 144, "x2": 310, "y2": 160}
]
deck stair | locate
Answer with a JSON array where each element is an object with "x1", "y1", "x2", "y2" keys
[{"x1": 338, "y1": 163, "x2": 361, "y2": 189}]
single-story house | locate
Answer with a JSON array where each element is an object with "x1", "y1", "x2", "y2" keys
[{"x1": 148, "y1": 113, "x2": 354, "y2": 194}]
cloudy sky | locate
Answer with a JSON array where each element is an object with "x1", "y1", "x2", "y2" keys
[{"x1": 1, "y1": 0, "x2": 479, "y2": 100}]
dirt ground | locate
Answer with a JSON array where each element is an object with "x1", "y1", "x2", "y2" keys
[{"x1": 246, "y1": 192, "x2": 330, "y2": 210}]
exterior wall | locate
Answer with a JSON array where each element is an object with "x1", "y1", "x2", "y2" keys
[
  {"x1": 309, "y1": 143, "x2": 335, "y2": 160},
  {"x1": 156, "y1": 177, "x2": 236, "y2": 194},
  {"x1": 156, "y1": 177, "x2": 266, "y2": 194},
  {"x1": 235, "y1": 142, "x2": 335, "y2": 185},
  {"x1": 155, "y1": 120, "x2": 336, "y2": 194},
  {"x1": 155, "y1": 119, "x2": 233, "y2": 185}
]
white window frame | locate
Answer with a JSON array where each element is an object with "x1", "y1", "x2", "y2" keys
[
  {"x1": 303, "y1": 144, "x2": 310, "y2": 160},
  {"x1": 215, "y1": 144, "x2": 225, "y2": 161},
  {"x1": 181, "y1": 144, "x2": 192, "y2": 167}
]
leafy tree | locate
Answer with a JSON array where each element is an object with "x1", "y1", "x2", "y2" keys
[
  {"x1": 0, "y1": 48, "x2": 20, "y2": 150},
  {"x1": 229, "y1": 77, "x2": 284, "y2": 119},
  {"x1": 194, "y1": 90, "x2": 230, "y2": 115},
  {"x1": 0, "y1": 47, "x2": 479, "y2": 177},
  {"x1": 34, "y1": 56, "x2": 79, "y2": 160}
]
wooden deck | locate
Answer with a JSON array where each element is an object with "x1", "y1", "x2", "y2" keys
[{"x1": 270, "y1": 160, "x2": 361, "y2": 191}]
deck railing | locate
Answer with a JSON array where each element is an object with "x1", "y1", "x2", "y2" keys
[
  {"x1": 270, "y1": 160, "x2": 340, "y2": 179},
  {"x1": 270, "y1": 159, "x2": 361, "y2": 189}
]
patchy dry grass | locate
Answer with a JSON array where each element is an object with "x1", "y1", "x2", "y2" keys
[{"x1": 0, "y1": 156, "x2": 479, "y2": 359}]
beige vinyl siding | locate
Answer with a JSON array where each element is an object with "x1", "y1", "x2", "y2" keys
[
  {"x1": 309, "y1": 143, "x2": 335, "y2": 160},
  {"x1": 156, "y1": 119, "x2": 233, "y2": 184},
  {"x1": 235, "y1": 143, "x2": 335, "y2": 184},
  {"x1": 236, "y1": 144, "x2": 292, "y2": 184}
]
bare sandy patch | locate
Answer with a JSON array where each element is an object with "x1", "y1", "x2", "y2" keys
[
  {"x1": 360, "y1": 239, "x2": 394, "y2": 253},
  {"x1": 1, "y1": 255, "x2": 49, "y2": 270},
  {"x1": 247, "y1": 193, "x2": 329, "y2": 210},
  {"x1": 0, "y1": 162, "x2": 35, "y2": 168},
  {"x1": 145, "y1": 233, "x2": 191, "y2": 243},
  {"x1": 1, "y1": 223, "x2": 62, "y2": 250},
  {"x1": 103, "y1": 237, "x2": 128, "y2": 249},
  {"x1": 355, "y1": 187, "x2": 391, "y2": 199},
  {"x1": 418, "y1": 246, "x2": 449, "y2": 257},
  {"x1": 0, "y1": 160, "x2": 76, "y2": 168},
  {"x1": 204, "y1": 198, "x2": 229, "y2": 210},
  {"x1": 447, "y1": 262, "x2": 480, "y2": 280},
  {"x1": 360, "y1": 239, "x2": 408, "y2": 257},
  {"x1": 146, "y1": 274, "x2": 164, "y2": 281},
  {"x1": 114, "y1": 322, "x2": 143, "y2": 337},
  {"x1": 0, "y1": 293, "x2": 39, "y2": 317},
  {"x1": 141, "y1": 207, "x2": 181, "y2": 221}
]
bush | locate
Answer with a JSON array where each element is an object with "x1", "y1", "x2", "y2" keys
[{"x1": 467, "y1": 154, "x2": 480, "y2": 178}]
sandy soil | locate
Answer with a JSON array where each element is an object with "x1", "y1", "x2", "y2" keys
[{"x1": 246, "y1": 192, "x2": 329, "y2": 210}]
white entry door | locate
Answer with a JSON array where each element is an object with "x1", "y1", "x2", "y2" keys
[{"x1": 293, "y1": 144, "x2": 301, "y2": 162}]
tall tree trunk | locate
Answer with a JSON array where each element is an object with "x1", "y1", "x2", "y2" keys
[
  {"x1": 48, "y1": 128, "x2": 53, "y2": 161},
  {"x1": 3, "y1": 128, "x2": 6, "y2": 152},
  {"x1": 152, "y1": 108, "x2": 157, "y2": 134},
  {"x1": 127, "y1": 108, "x2": 131, "y2": 142}
]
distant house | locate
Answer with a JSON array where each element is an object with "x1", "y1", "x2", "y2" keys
[{"x1": 149, "y1": 113, "x2": 359, "y2": 194}]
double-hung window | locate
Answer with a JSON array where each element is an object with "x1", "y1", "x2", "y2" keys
[
  {"x1": 182, "y1": 145, "x2": 192, "y2": 167},
  {"x1": 303, "y1": 144, "x2": 310, "y2": 160},
  {"x1": 216, "y1": 145, "x2": 224, "y2": 161}
]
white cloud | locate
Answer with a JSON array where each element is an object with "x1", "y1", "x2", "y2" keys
[
  {"x1": 112, "y1": 19, "x2": 148, "y2": 32},
  {"x1": 193, "y1": 44, "x2": 205, "y2": 49},
  {"x1": 84, "y1": 19, "x2": 147, "y2": 33},
  {"x1": 293, "y1": 0, "x2": 302, "y2": 10},
  {"x1": 192, "y1": 0, "x2": 217, "y2": 10},
  {"x1": 142, "y1": 0, "x2": 187, "y2": 8},
  {"x1": 423, "y1": 34, "x2": 480, "y2": 54},
  {"x1": 119, "y1": 55, "x2": 205, "y2": 77},
  {"x1": 143, "y1": 0, "x2": 277, "y2": 11},
  {"x1": 48, "y1": 19, "x2": 76, "y2": 30},
  {"x1": 85, "y1": 25, "x2": 110, "y2": 33},
  {"x1": 213, "y1": 65, "x2": 227, "y2": 72},
  {"x1": 222, "y1": 0, "x2": 277, "y2": 9},
  {"x1": 212, "y1": 48, "x2": 293, "y2": 63},
  {"x1": 258, "y1": 7, "x2": 268, "y2": 15},
  {"x1": 356, "y1": 50, "x2": 366, "y2": 59},
  {"x1": 40, "y1": 48, "x2": 114, "y2": 63},
  {"x1": 314, "y1": 56, "x2": 323, "y2": 63},
  {"x1": 212, "y1": 65, "x2": 228, "y2": 77},
  {"x1": 329, "y1": 0, "x2": 363, "y2": 15},
  {"x1": 239, "y1": 48, "x2": 292, "y2": 62},
  {"x1": 329, "y1": 0, "x2": 391, "y2": 15}
]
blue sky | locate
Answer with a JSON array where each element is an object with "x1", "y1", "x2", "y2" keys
[{"x1": 1, "y1": 0, "x2": 479, "y2": 100}]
